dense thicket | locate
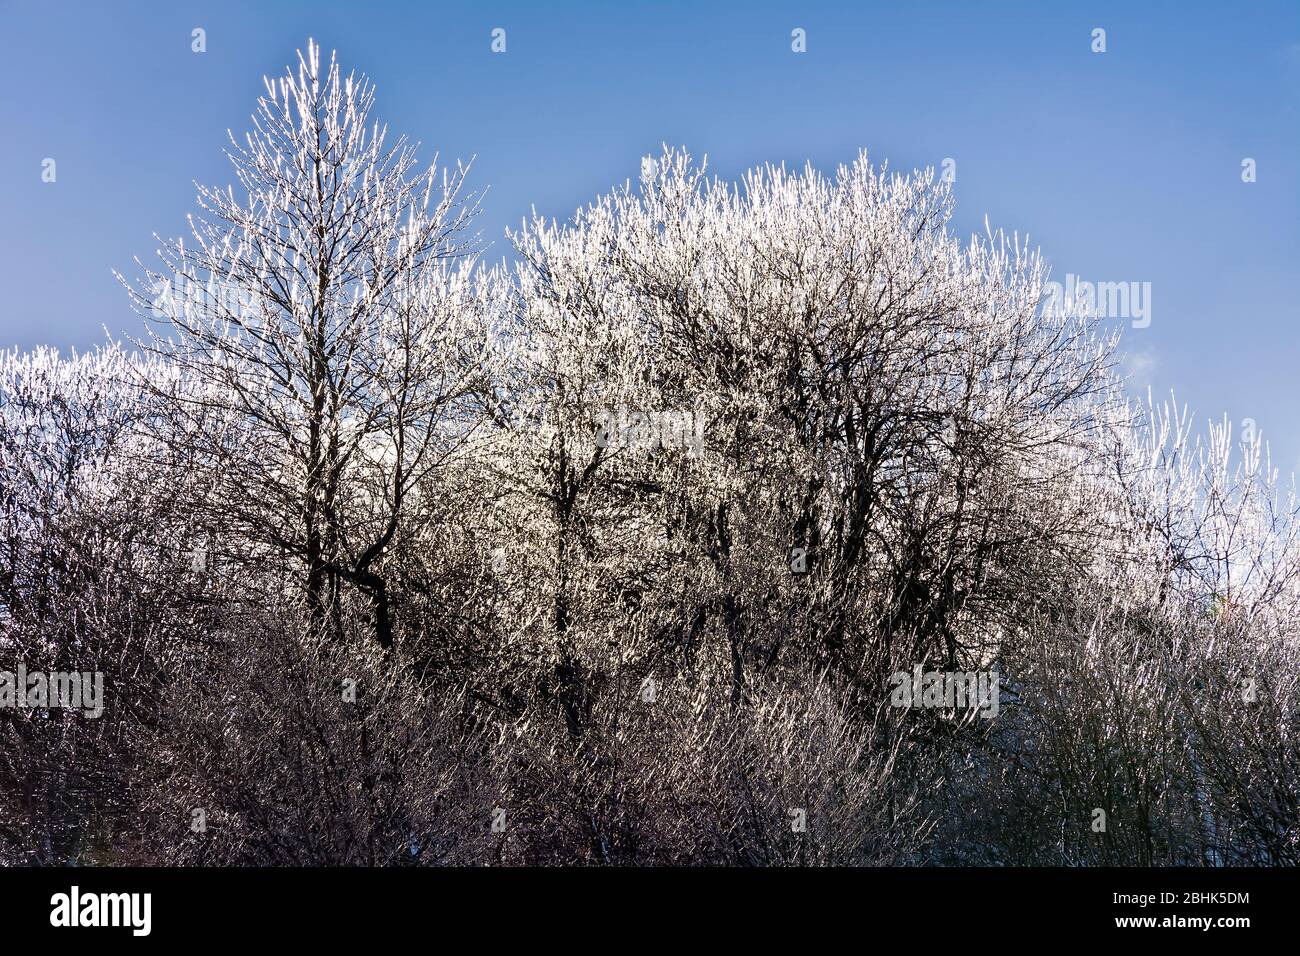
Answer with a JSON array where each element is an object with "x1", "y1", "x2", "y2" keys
[{"x1": 2, "y1": 43, "x2": 1295, "y2": 865}]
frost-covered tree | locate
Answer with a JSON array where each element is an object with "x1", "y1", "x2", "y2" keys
[
  {"x1": 502, "y1": 149, "x2": 1121, "y2": 699},
  {"x1": 120, "y1": 40, "x2": 494, "y2": 649}
]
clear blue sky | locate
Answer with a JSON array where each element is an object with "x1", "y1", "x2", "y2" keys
[{"x1": 2, "y1": 0, "x2": 1297, "y2": 471}]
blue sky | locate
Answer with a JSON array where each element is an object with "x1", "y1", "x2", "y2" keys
[{"x1": 2, "y1": 0, "x2": 1297, "y2": 471}]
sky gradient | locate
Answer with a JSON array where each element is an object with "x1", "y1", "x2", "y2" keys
[{"x1": 1, "y1": 0, "x2": 1297, "y2": 471}]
